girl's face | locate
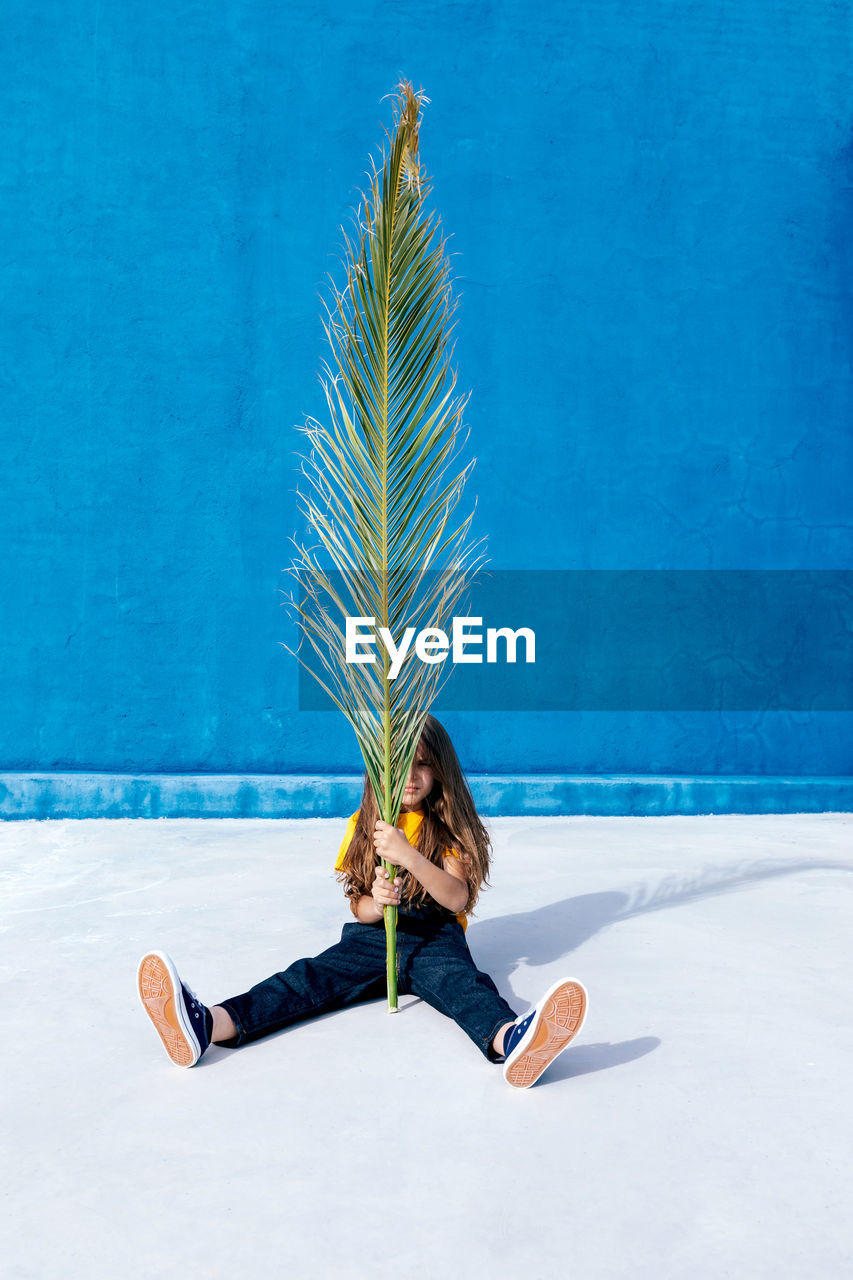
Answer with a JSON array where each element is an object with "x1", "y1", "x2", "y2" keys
[{"x1": 401, "y1": 743, "x2": 435, "y2": 811}]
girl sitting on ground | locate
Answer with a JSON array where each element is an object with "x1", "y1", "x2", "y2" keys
[{"x1": 137, "y1": 715, "x2": 588, "y2": 1089}]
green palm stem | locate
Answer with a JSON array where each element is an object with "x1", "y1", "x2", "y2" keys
[
  {"x1": 285, "y1": 82, "x2": 486, "y2": 1012},
  {"x1": 381, "y1": 645, "x2": 399, "y2": 1009}
]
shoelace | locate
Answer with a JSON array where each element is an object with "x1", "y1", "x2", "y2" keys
[
  {"x1": 183, "y1": 984, "x2": 206, "y2": 1022},
  {"x1": 506, "y1": 1011, "x2": 534, "y2": 1055}
]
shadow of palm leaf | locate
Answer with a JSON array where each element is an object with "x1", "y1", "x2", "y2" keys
[{"x1": 467, "y1": 857, "x2": 853, "y2": 999}]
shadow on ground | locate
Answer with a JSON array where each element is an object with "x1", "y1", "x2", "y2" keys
[
  {"x1": 544, "y1": 1037, "x2": 661, "y2": 1083},
  {"x1": 467, "y1": 855, "x2": 853, "y2": 998}
]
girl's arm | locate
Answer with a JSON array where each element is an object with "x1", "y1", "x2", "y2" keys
[
  {"x1": 352, "y1": 894, "x2": 383, "y2": 923},
  {"x1": 372, "y1": 821, "x2": 469, "y2": 916},
  {"x1": 409, "y1": 849, "x2": 469, "y2": 914}
]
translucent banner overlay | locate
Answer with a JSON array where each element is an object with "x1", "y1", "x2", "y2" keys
[{"x1": 295, "y1": 570, "x2": 853, "y2": 711}]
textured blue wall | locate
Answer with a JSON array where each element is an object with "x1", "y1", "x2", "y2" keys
[{"x1": 2, "y1": 1, "x2": 851, "y2": 795}]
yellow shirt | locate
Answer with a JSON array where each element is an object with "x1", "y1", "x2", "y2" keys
[{"x1": 334, "y1": 808, "x2": 468, "y2": 930}]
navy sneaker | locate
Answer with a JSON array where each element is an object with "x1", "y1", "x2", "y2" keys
[
  {"x1": 503, "y1": 977, "x2": 588, "y2": 1089},
  {"x1": 137, "y1": 951, "x2": 213, "y2": 1067}
]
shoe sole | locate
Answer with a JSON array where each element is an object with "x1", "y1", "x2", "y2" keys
[
  {"x1": 137, "y1": 951, "x2": 201, "y2": 1068},
  {"x1": 504, "y1": 978, "x2": 588, "y2": 1089}
]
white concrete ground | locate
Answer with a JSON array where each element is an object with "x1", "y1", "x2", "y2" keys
[{"x1": 1, "y1": 813, "x2": 851, "y2": 1280}]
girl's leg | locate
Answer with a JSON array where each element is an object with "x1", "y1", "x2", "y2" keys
[
  {"x1": 215, "y1": 922, "x2": 387, "y2": 1047},
  {"x1": 491, "y1": 1022, "x2": 515, "y2": 1057},
  {"x1": 211, "y1": 1006, "x2": 237, "y2": 1042},
  {"x1": 402, "y1": 923, "x2": 519, "y2": 1062}
]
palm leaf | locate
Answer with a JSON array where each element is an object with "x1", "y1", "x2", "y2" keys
[{"x1": 284, "y1": 82, "x2": 486, "y2": 1009}]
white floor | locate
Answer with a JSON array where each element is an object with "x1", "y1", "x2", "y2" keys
[{"x1": 1, "y1": 813, "x2": 851, "y2": 1279}]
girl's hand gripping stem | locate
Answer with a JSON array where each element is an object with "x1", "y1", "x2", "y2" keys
[
  {"x1": 373, "y1": 820, "x2": 417, "y2": 870},
  {"x1": 372, "y1": 865, "x2": 402, "y2": 913}
]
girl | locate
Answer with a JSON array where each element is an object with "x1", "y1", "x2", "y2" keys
[{"x1": 137, "y1": 716, "x2": 588, "y2": 1088}]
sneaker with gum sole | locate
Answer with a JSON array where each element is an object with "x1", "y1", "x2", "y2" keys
[
  {"x1": 137, "y1": 950, "x2": 212, "y2": 1068},
  {"x1": 503, "y1": 977, "x2": 588, "y2": 1089}
]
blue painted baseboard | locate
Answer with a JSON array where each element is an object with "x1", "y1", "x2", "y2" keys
[{"x1": 1, "y1": 773, "x2": 851, "y2": 819}]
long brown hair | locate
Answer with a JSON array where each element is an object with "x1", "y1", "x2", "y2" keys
[{"x1": 336, "y1": 715, "x2": 492, "y2": 916}]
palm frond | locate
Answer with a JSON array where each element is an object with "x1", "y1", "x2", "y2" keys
[{"x1": 283, "y1": 83, "x2": 486, "y2": 1005}]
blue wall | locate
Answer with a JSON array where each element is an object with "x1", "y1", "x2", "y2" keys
[{"x1": 2, "y1": 1, "x2": 851, "y2": 806}]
